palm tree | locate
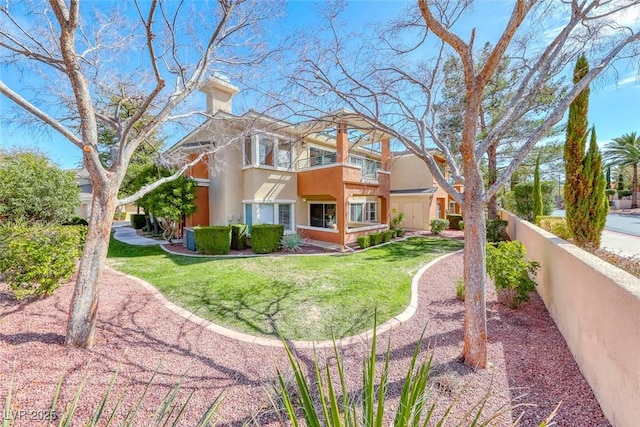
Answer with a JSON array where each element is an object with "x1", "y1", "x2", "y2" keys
[{"x1": 604, "y1": 132, "x2": 640, "y2": 209}]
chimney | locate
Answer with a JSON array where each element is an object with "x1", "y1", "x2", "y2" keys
[{"x1": 199, "y1": 74, "x2": 239, "y2": 114}]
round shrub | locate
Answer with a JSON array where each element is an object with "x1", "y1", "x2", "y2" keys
[
  {"x1": 381, "y1": 230, "x2": 394, "y2": 243},
  {"x1": 130, "y1": 214, "x2": 147, "y2": 229},
  {"x1": 486, "y1": 241, "x2": 539, "y2": 309},
  {"x1": 0, "y1": 224, "x2": 86, "y2": 299},
  {"x1": 446, "y1": 213, "x2": 463, "y2": 230},
  {"x1": 251, "y1": 224, "x2": 284, "y2": 254},
  {"x1": 429, "y1": 218, "x2": 449, "y2": 235},
  {"x1": 194, "y1": 226, "x2": 232, "y2": 255},
  {"x1": 458, "y1": 220, "x2": 464, "y2": 230}
]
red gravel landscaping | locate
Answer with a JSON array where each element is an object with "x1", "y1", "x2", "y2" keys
[{"x1": 0, "y1": 252, "x2": 609, "y2": 426}]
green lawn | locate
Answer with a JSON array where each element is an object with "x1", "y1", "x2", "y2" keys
[{"x1": 107, "y1": 237, "x2": 463, "y2": 341}]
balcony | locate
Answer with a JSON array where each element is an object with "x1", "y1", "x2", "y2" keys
[{"x1": 296, "y1": 153, "x2": 383, "y2": 183}]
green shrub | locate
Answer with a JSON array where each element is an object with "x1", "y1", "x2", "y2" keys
[
  {"x1": 486, "y1": 218, "x2": 508, "y2": 242},
  {"x1": 605, "y1": 188, "x2": 616, "y2": 196},
  {"x1": 429, "y1": 218, "x2": 449, "y2": 234},
  {"x1": 537, "y1": 216, "x2": 572, "y2": 241},
  {"x1": 486, "y1": 241, "x2": 539, "y2": 309},
  {"x1": 251, "y1": 224, "x2": 284, "y2": 254},
  {"x1": 458, "y1": 220, "x2": 464, "y2": 230},
  {"x1": 446, "y1": 213, "x2": 463, "y2": 230},
  {"x1": 618, "y1": 189, "x2": 632, "y2": 198},
  {"x1": 130, "y1": 214, "x2": 147, "y2": 229},
  {"x1": 0, "y1": 224, "x2": 86, "y2": 299},
  {"x1": 194, "y1": 226, "x2": 232, "y2": 255},
  {"x1": 64, "y1": 216, "x2": 89, "y2": 226},
  {"x1": 357, "y1": 235, "x2": 371, "y2": 249},
  {"x1": 511, "y1": 181, "x2": 555, "y2": 221},
  {"x1": 390, "y1": 212, "x2": 405, "y2": 229},
  {"x1": 370, "y1": 232, "x2": 383, "y2": 246},
  {"x1": 396, "y1": 228, "x2": 406, "y2": 237},
  {"x1": 231, "y1": 224, "x2": 248, "y2": 250},
  {"x1": 381, "y1": 230, "x2": 394, "y2": 243},
  {"x1": 280, "y1": 233, "x2": 305, "y2": 252},
  {"x1": 455, "y1": 277, "x2": 465, "y2": 301}
]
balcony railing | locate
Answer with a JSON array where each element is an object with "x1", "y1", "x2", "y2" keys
[
  {"x1": 296, "y1": 152, "x2": 337, "y2": 170},
  {"x1": 348, "y1": 155, "x2": 381, "y2": 181},
  {"x1": 296, "y1": 153, "x2": 383, "y2": 182}
]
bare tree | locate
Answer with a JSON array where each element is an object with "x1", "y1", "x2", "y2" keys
[
  {"x1": 0, "y1": 0, "x2": 282, "y2": 348},
  {"x1": 285, "y1": 0, "x2": 640, "y2": 367}
]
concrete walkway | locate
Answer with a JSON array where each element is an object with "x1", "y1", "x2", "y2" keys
[{"x1": 112, "y1": 224, "x2": 166, "y2": 246}]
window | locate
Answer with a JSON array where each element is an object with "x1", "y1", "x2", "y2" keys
[
  {"x1": 256, "y1": 203, "x2": 274, "y2": 224},
  {"x1": 278, "y1": 204, "x2": 292, "y2": 230},
  {"x1": 365, "y1": 202, "x2": 377, "y2": 222},
  {"x1": 448, "y1": 200, "x2": 457, "y2": 214},
  {"x1": 349, "y1": 204, "x2": 363, "y2": 222},
  {"x1": 309, "y1": 203, "x2": 337, "y2": 228},
  {"x1": 349, "y1": 202, "x2": 377, "y2": 223},
  {"x1": 277, "y1": 141, "x2": 292, "y2": 169},
  {"x1": 309, "y1": 147, "x2": 335, "y2": 166},
  {"x1": 259, "y1": 136, "x2": 274, "y2": 166},
  {"x1": 245, "y1": 203, "x2": 253, "y2": 230},
  {"x1": 245, "y1": 203, "x2": 293, "y2": 232},
  {"x1": 244, "y1": 137, "x2": 253, "y2": 166}
]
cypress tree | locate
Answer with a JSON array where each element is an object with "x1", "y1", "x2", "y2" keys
[
  {"x1": 571, "y1": 128, "x2": 608, "y2": 248},
  {"x1": 564, "y1": 55, "x2": 590, "y2": 244},
  {"x1": 533, "y1": 153, "x2": 543, "y2": 224}
]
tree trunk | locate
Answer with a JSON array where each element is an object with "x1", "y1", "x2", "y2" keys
[
  {"x1": 632, "y1": 163, "x2": 638, "y2": 209},
  {"x1": 461, "y1": 175, "x2": 488, "y2": 368},
  {"x1": 487, "y1": 142, "x2": 499, "y2": 219},
  {"x1": 65, "y1": 182, "x2": 117, "y2": 348}
]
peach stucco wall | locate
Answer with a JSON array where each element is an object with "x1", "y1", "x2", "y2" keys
[
  {"x1": 390, "y1": 154, "x2": 435, "y2": 190},
  {"x1": 242, "y1": 168, "x2": 297, "y2": 201},
  {"x1": 501, "y1": 210, "x2": 640, "y2": 427},
  {"x1": 186, "y1": 186, "x2": 210, "y2": 227}
]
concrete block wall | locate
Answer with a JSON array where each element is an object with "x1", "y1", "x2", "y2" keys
[{"x1": 500, "y1": 210, "x2": 640, "y2": 427}]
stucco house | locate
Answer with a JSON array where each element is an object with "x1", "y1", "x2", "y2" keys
[
  {"x1": 390, "y1": 152, "x2": 461, "y2": 230},
  {"x1": 166, "y1": 77, "x2": 392, "y2": 248},
  {"x1": 167, "y1": 76, "x2": 461, "y2": 247}
]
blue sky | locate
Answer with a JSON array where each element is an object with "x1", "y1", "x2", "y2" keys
[{"x1": 1, "y1": 0, "x2": 639, "y2": 169}]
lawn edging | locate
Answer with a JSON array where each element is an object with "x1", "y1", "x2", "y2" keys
[{"x1": 106, "y1": 249, "x2": 462, "y2": 349}]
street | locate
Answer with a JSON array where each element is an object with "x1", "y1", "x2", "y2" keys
[{"x1": 551, "y1": 210, "x2": 640, "y2": 257}]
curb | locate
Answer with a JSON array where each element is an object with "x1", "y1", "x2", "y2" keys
[{"x1": 107, "y1": 249, "x2": 463, "y2": 349}]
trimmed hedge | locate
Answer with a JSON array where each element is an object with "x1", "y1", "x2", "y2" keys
[
  {"x1": 370, "y1": 232, "x2": 383, "y2": 246},
  {"x1": 130, "y1": 214, "x2": 147, "y2": 229},
  {"x1": 446, "y1": 214, "x2": 463, "y2": 230},
  {"x1": 458, "y1": 220, "x2": 464, "y2": 231},
  {"x1": 231, "y1": 224, "x2": 248, "y2": 250},
  {"x1": 382, "y1": 230, "x2": 394, "y2": 243},
  {"x1": 194, "y1": 226, "x2": 232, "y2": 255},
  {"x1": 357, "y1": 235, "x2": 371, "y2": 249},
  {"x1": 0, "y1": 224, "x2": 86, "y2": 299},
  {"x1": 251, "y1": 224, "x2": 284, "y2": 254}
]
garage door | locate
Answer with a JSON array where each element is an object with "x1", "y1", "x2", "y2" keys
[{"x1": 406, "y1": 202, "x2": 425, "y2": 230}]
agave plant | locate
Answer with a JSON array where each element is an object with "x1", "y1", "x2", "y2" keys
[{"x1": 276, "y1": 321, "x2": 559, "y2": 426}]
